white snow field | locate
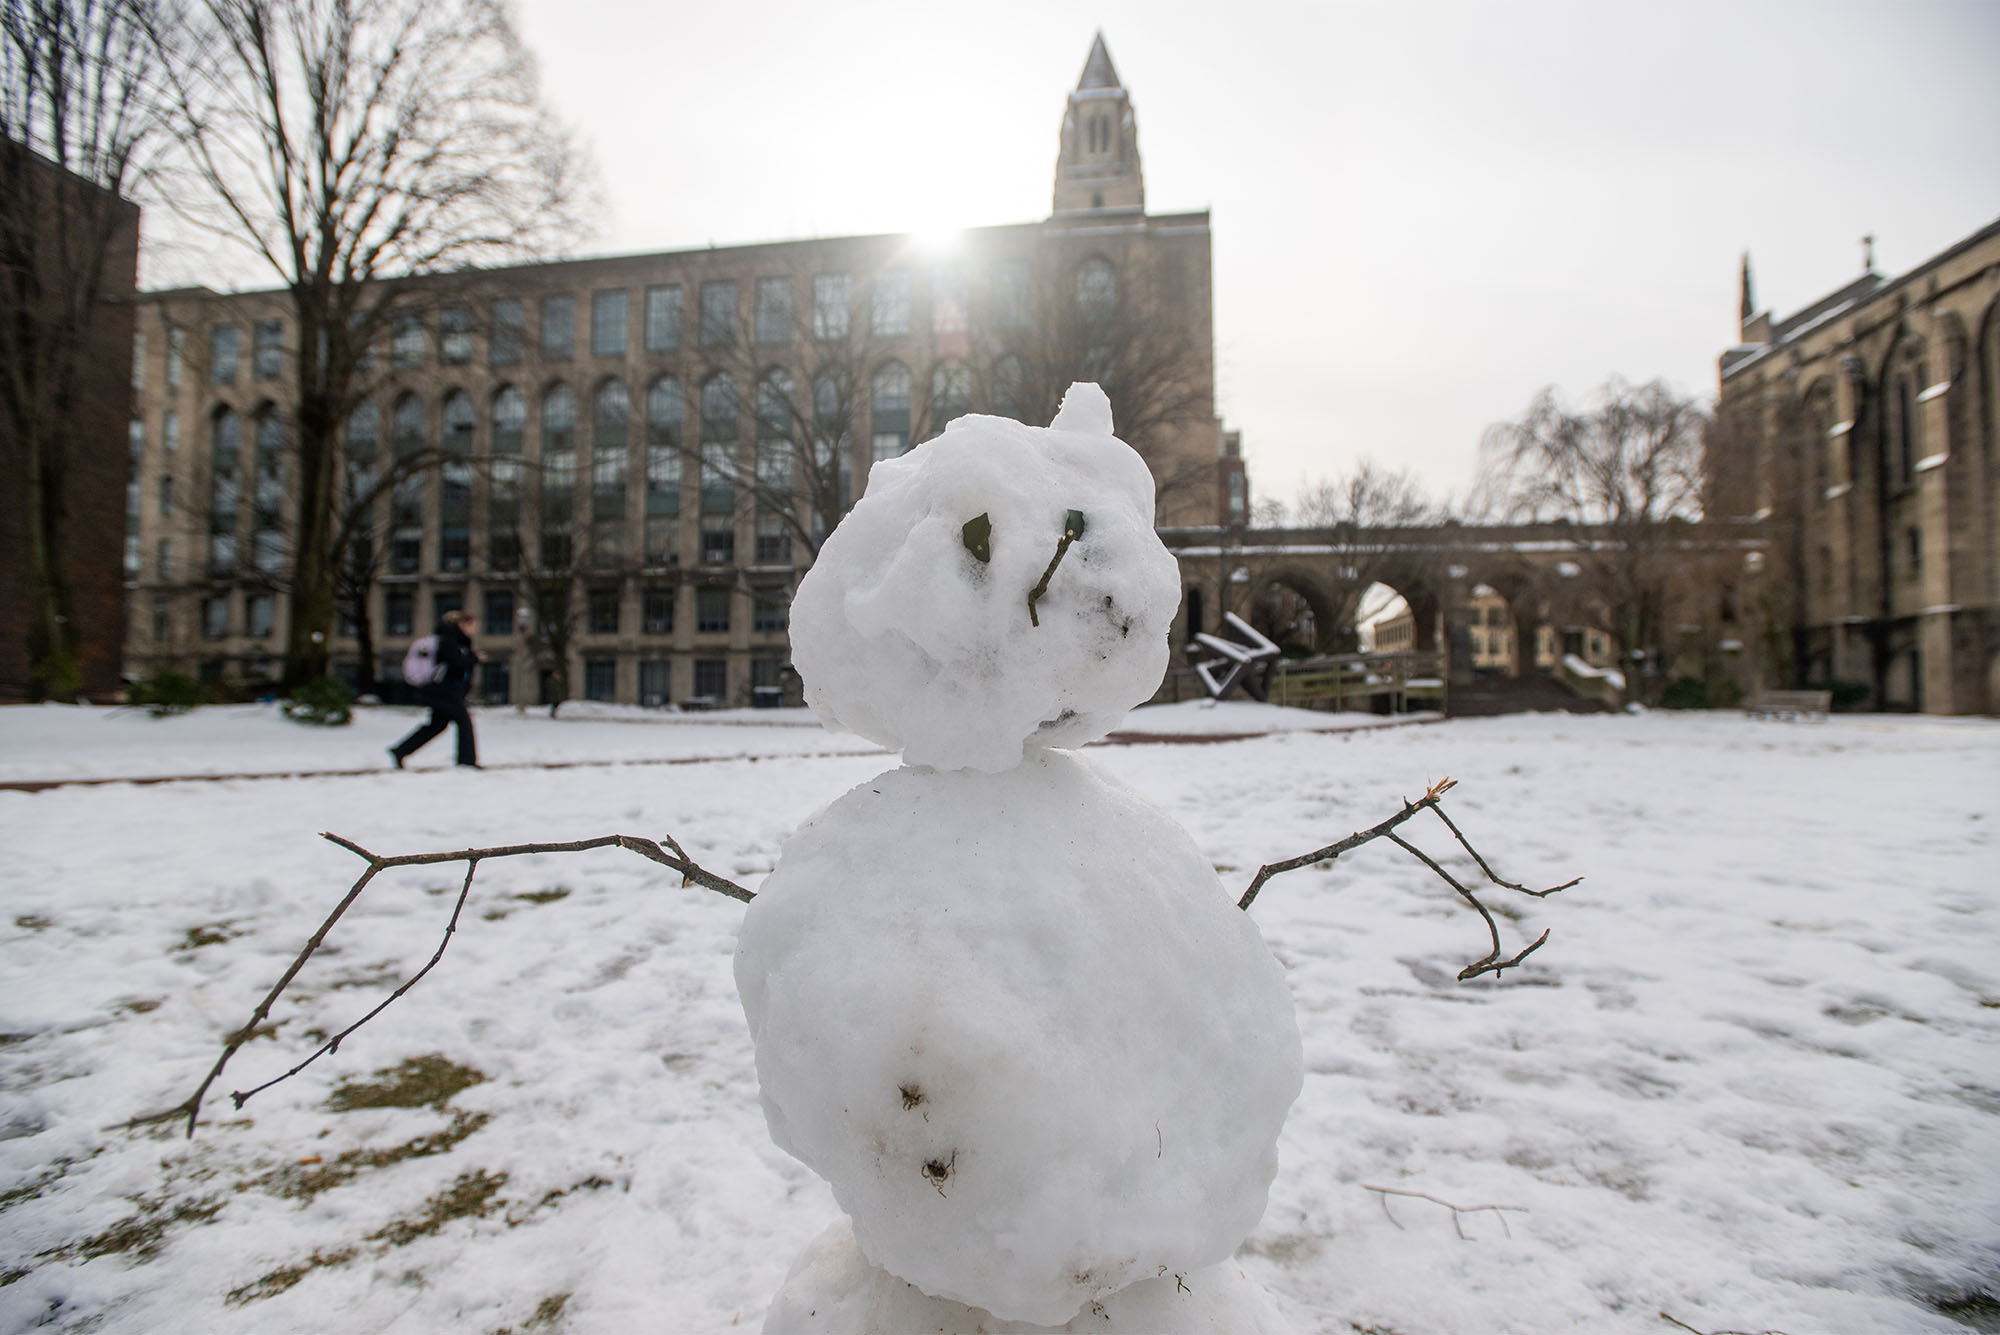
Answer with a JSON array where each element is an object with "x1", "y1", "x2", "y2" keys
[{"x1": 1, "y1": 704, "x2": 1995, "y2": 1334}]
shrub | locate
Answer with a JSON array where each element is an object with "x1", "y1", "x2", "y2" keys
[
  {"x1": 282, "y1": 676, "x2": 354, "y2": 727},
  {"x1": 1659, "y1": 676, "x2": 1708, "y2": 710},
  {"x1": 32, "y1": 652, "x2": 83, "y2": 702},
  {"x1": 127, "y1": 672, "x2": 206, "y2": 717}
]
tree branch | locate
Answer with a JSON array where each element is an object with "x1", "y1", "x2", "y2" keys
[
  {"x1": 1238, "y1": 778, "x2": 1579, "y2": 981},
  {"x1": 119, "y1": 830, "x2": 751, "y2": 1138},
  {"x1": 1657, "y1": 1313, "x2": 1793, "y2": 1335},
  {"x1": 1362, "y1": 1185, "x2": 1528, "y2": 1240}
]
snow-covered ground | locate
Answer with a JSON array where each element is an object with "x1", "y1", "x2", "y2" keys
[
  {"x1": 1, "y1": 704, "x2": 1995, "y2": 1333},
  {"x1": 0, "y1": 697, "x2": 1415, "y2": 785}
]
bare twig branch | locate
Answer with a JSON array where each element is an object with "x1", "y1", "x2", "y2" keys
[
  {"x1": 1362, "y1": 1185, "x2": 1527, "y2": 1240},
  {"x1": 1026, "y1": 512, "x2": 1085, "y2": 628},
  {"x1": 1237, "y1": 777, "x2": 1577, "y2": 981},
  {"x1": 1658, "y1": 1313, "x2": 1793, "y2": 1335},
  {"x1": 119, "y1": 830, "x2": 750, "y2": 1137}
]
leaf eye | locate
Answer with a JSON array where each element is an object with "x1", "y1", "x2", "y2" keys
[{"x1": 962, "y1": 512, "x2": 992, "y2": 563}]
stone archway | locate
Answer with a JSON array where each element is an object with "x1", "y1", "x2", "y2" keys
[{"x1": 1244, "y1": 563, "x2": 1343, "y2": 655}]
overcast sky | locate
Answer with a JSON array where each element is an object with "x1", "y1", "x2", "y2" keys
[{"x1": 506, "y1": 0, "x2": 1997, "y2": 510}]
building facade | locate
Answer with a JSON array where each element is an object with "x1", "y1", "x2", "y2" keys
[
  {"x1": 1, "y1": 141, "x2": 140, "y2": 702},
  {"x1": 1715, "y1": 218, "x2": 2000, "y2": 713},
  {"x1": 123, "y1": 36, "x2": 1232, "y2": 708}
]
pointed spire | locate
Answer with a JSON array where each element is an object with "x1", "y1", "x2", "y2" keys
[
  {"x1": 1739, "y1": 252, "x2": 1755, "y2": 322},
  {"x1": 1078, "y1": 31, "x2": 1120, "y2": 90},
  {"x1": 1053, "y1": 33, "x2": 1144, "y2": 218}
]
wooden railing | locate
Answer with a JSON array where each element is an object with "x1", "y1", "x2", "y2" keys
[{"x1": 1267, "y1": 653, "x2": 1445, "y2": 713}]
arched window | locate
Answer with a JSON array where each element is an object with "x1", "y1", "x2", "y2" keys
[
  {"x1": 811, "y1": 366, "x2": 853, "y2": 527},
  {"x1": 541, "y1": 384, "x2": 576, "y2": 457},
  {"x1": 700, "y1": 374, "x2": 739, "y2": 519},
  {"x1": 591, "y1": 380, "x2": 631, "y2": 563},
  {"x1": 487, "y1": 389, "x2": 524, "y2": 570},
  {"x1": 1803, "y1": 382, "x2": 1832, "y2": 509},
  {"x1": 813, "y1": 366, "x2": 850, "y2": 442},
  {"x1": 1075, "y1": 257, "x2": 1116, "y2": 325},
  {"x1": 757, "y1": 370, "x2": 796, "y2": 556},
  {"x1": 927, "y1": 361, "x2": 972, "y2": 439},
  {"x1": 645, "y1": 377, "x2": 683, "y2": 556},
  {"x1": 757, "y1": 369, "x2": 794, "y2": 441},
  {"x1": 700, "y1": 373, "x2": 738, "y2": 443},
  {"x1": 343, "y1": 401, "x2": 379, "y2": 490},
  {"x1": 391, "y1": 392, "x2": 426, "y2": 456},
  {"x1": 491, "y1": 386, "x2": 525, "y2": 457},
  {"x1": 388, "y1": 394, "x2": 426, "y2": 573},
  {"x1": 594, "y1": 380, "x2": 630, "y2": 453},
  {"x1": 438, "y1": 392, "x2": 475, "y2": 571},
  {"x1": 442, "y1": 390, "x2": 475, "y2": 458},
  {"x1": 539, "y1": 384, "x2": 578, "y2": 565},
  {"x1": 251, "y1": 406, "x2": 286, "y2": 572},
  {"x1": 1895, "y1": 376, "x2": 1918, "y2": 486},
  {"x1": 209, "y1": 407, "x2": 241, "y2": 573},
  {"x1": 991, "y1": 353, "x2": 1029, "y2": 424},
  {"x1": 870, "y1": 360, "x2": 911, "y2": 462},
  {"x1": 647, "y1": 378, "x2": 684, "y2": 448}
]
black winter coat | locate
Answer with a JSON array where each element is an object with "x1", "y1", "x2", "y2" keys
[{"x1": 430, "y1": 622, "x2": 479, "y2": 692}]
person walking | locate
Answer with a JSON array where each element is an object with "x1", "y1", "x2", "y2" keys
[{"x1": 389, "y1": 610, "x2": 484, "y2": 769}]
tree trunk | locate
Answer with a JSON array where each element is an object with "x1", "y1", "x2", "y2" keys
[
  {"x1": 282, "y1": 354, "x2": 344, "y2": 688},
  {"x1": 24, "y1": 416, "x2": 79, "y2": 699},
  {"x1": 352, "y1": 597, "x2": 378, "y2": 698}
]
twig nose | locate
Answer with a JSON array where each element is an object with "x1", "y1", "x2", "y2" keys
[{"x1": 1027, "y1": 510, "x2": 1087, "y2": 627}]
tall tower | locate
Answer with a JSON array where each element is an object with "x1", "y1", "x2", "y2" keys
[{"x1": 1052, "y1": 33, "x2": 1145, "y2": 219}]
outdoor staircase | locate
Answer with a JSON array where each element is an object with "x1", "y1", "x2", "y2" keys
[{"x1": 1445, "y1": 674, "x2": 1616, "y2": 718}]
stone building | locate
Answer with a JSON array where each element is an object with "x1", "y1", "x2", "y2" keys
[
  {"x1": 1373, "y1": 587, "x2": 1612, "y2": 676},
  {"x1": 1715, "y1": 217, "x2": 2000, "y2": 713},
  {"x1": 123, "y1": 35, "x2": 1234, "y2": 707}
]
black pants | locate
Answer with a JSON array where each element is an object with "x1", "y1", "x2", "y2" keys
[{"x1": 392, "y1": 686, "x2": 477, "y2": 765}]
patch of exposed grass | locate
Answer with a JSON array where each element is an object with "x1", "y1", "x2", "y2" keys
[
  {"x1": 1934, "y1": 1292, "x2": 2000, "y2": 1332},
  {"x1": 222, "y1": 1019, "x2": 284, "y2": 1045},
  {"x1": 179, "y1": 921, "x2": 241, "y2": 950},
  {"x1": 514, "y1": 888, "x2": 571, "y2": 906},
  {"x1": 506, "y1": 1174, "x2": 613, "y2": 1225},
  {"x1": 225, "y1": 1247, "x2": 357, "y2": 1306},
  {"x1": 367, "y1": 1169, "x2": 508, "y2": 1247},
  {"x1": 13, "y1": 914, "x2": 52, "y2": 931},
  {"x1": 262, "y1": 1111, "x2": 491, "y2": 1203},
  {"x1": 66, "y1": 1193, "x2": 224, "y2": 1265},
  {"x1": 325, "y1": 962, "x2": 403, "y2": 990},
  {"x1": 114, "y1": 998, "x2": 161, "y2": 1016},
  {"x1": 326, "y1": 1054, "x2": 485, "y2": 1112},
  {"x1": 0, "y1": 1159, "x2": 81, "y2": 1216},
  {"x1": 492, "y1": 1290, "x2": 572, "y2": 1334}
]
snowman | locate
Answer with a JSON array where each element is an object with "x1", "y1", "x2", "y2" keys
[{"x1": 733, "y1": 384, "x2": 1304, "y2": 1333}]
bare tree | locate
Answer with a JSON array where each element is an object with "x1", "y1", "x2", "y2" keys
[
  {"x1": 145, "y1": 0, "x2": 590, "y2": 690},
  {"x1": 690, "y1": 303, "x2": 895, "y2": 565},
  {"x1": 1478, "y1": 376, "x2": 1708, "y2": 700},
  {"x1": 2, "y1": 0, "x2": 173, "y2": 697},
  {"x1": 648, "y1": 248, "x2": 1221, "y2": 578},
  {"x1": 975, "y1": 263, "x2": 1215, "y2": 522},
  {"x1": 1249, "y1": 459, "x2": 1444, "y2": 652}
]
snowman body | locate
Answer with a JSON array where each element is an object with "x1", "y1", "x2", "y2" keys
[{"x1": 734, "y1": 386, "x2": 1303, "y2": 1329}]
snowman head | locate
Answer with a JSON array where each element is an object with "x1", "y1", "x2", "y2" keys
[{"x1": 790, "y1": 383, "x2": 1182, "y2": 772}]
